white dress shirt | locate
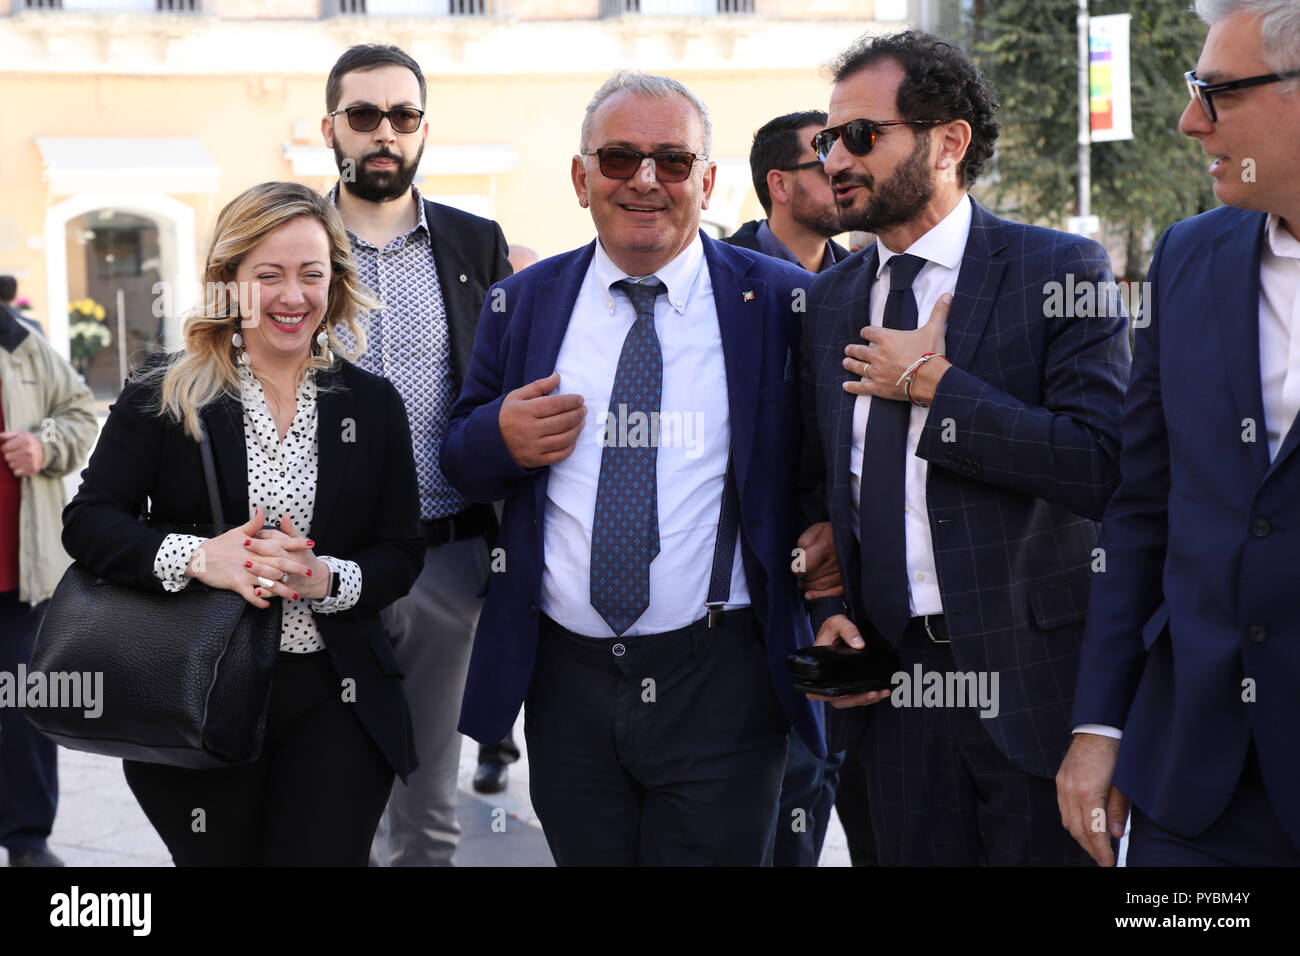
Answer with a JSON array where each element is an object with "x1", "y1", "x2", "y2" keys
[
  {"x1": 850, "y1": 193, "x2": 972, "y2": 618},
  {"x1": 153, "y1": 366, "x2": 362, "y2": 653},
  {"x1": 1076, "y1": 213, "x2": 1300, "y2": 742},
  {"x1": 1258, "y1": 214, "x2": 1300, "y2": 461},
  {"x1": 540, "y1": 235, "x2": 749, "y2": 638}
]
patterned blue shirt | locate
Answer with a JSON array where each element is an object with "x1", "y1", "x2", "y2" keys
[{"x1": 330, "y1": 185, "x2": 467, "y2": 521}]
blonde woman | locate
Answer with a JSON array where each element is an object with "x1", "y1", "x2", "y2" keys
[{"x1": 62, "y1": 181, "x2": 424, "y2": 866}]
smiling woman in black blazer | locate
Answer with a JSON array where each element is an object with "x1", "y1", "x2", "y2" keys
[{"x1": 62, "y1": 182, "x2": 423, "y2": 866}]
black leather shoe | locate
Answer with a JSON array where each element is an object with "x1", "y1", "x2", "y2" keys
[
  {"x1": 8, "y1": 846, "x2": 65, "y2": 867},
  {"x1": 473, "y1": 760, "x2": 509, "y2": 794}
]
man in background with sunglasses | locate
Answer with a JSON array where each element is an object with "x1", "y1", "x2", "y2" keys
[
  {"x1": 443, "y1": 71, "x2": 827, "y2": 865},
  {"x1": 321, "y1": 44, "x2": 513, "y2": 868},
  {"x1": 801, "y1": 31, "x2": 1130, "y2": 866},
  {"x1": 725, "y1": 110, "x2": 849, "y2": 275},
  {"x1": 1061, "y1": 0, "x2": 1300, "y2": 866}
]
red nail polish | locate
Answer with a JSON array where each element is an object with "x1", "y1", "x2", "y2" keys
[
  {"x1": 306, "y1": 540, "x2": 314, "y2": 547},
  {"x1": 244, "y1": 561, "x2": 252, "y2": 568},
  {"x1": 292, "y1": 593, "x2": 299, "y2": 601},
  {"x1": 244, "y1": 539, "x2": 251, "y2": 547},
  {"x1": 305, "y1": 569, "x2": 313, "y2": 576}
]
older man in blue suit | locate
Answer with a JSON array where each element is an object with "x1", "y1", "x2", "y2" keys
[
  {"x1": 802, "y1": 32, "x2": 1131, "y2": 865},
  {"x1": 442, "y1": 71, "x2": 826, "y2": 866},
  {"x1": 1060, "y1": 0, "x2": 1300, "y2": 867}
]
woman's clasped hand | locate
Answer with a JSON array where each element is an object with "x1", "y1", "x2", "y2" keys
[{"x1": 187, "y1": 506, "x2": 330, "y2": 607}]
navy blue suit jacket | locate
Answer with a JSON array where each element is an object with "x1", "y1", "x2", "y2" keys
[
  {"x1": 802, "y1": 200, "x2": 1130, "y2": 778},
  {"x1": 1073, "y1": 206, "x2": 1300, "y2": 847},
  {"x1": 442, "y1": 232, "x2": 824, "y2": 757}
]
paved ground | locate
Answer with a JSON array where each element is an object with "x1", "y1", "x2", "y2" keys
[{"x1": 17, "y1": 714, "x2": 852, "y2": 866}]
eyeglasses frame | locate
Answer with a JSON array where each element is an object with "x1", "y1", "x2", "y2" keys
[
  {"x1": 580, "y1": 147, "x2": 709, "y2": 183},
  {"x1": 811, "y1": 118, "x2": 946, "y2": 162},
  {"x1": 1183, "y1": 69, "x2": 1300, "y2": 124},
  {"x1": 327, "y1": 105, "x2": 427, "y2": 134},
  {"x1": 777, "y1": 160, "x2": 827, "y2": 174}
]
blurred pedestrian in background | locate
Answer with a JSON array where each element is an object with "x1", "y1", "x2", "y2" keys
[{"x1": 1, "y1": 277, "x2": 97, "y2": 867}]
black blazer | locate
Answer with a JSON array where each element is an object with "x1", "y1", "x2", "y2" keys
[
  {"x1": 62, "y1": 357, "x2": 425, "y2": 781},
  {"x1": 421, "y1": 197, "x2": 513, "y2": 387},
  {"x1": 420, "y1": 197, "x2": 513, "y2": 540}
]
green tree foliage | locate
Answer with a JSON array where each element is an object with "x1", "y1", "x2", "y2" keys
[{"x1": 968, "y1": 0, "x2": 1216, "y2": 278}]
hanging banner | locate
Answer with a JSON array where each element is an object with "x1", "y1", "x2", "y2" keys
[{"x1": 1090, "y1": 13, "x2": 1133, "y2": 142}]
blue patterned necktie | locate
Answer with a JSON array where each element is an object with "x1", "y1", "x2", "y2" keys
[
  {"x1": 859, "y1": 253, "x2": 926, "y2": 646},
  {"x1": 590, "y1": 278, "x2": 668, "y2": 636}
]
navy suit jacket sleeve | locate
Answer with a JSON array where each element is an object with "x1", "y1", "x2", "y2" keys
[
  {"x1": 915, "y1": 237, "x2": 1128, "y2": 521},
  {"x1": 441, "y1": 278, "x2": 538, "y2": 503},
  {"x1": 1071, "y1": 228, "x2": 1174, "y2": 728},
  {"x1": 798, "y1": 282, "x2": 847, "y2": 632}
]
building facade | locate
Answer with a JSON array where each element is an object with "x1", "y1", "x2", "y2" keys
[{"x1": 0, "y1": 0, "x2": 916, "y2": 395}]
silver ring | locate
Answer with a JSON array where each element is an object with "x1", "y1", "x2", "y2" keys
[
  {"x1": 256, "y1": 576, "x2": 275, "y2": 589},
  {"x1": 280, "y1": 572, "x2": 290, "y2": 584}
]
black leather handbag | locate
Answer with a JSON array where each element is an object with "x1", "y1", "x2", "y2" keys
[{"x1": 26, "y1": 427, "x2": 281, "y2": 768}]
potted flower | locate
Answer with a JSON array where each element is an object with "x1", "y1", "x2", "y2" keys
[{"x1": 68, "y1": 297, "x2": 112, "y2": 377}]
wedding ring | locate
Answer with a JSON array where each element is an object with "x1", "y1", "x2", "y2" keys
[
  {"x1": 256, "y1": 576, "x2": 275, "y2": 589},
  {"x1": 280, "y1": 572, "x2": 290, "y2": 584}
]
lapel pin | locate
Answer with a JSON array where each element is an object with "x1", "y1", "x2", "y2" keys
[
  {"x1": 459, "y1": 273, "x2": 468, "y2": 283},
  {"x1": 742, "y1": 290, "x2": 755, "y2": 302}
]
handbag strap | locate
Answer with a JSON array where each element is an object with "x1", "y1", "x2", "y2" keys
[{"x1": 197, "y1": 425, "x2": 228, "y2": 533}]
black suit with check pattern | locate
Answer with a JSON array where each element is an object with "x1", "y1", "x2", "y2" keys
[{"x1": 800, "y1": 200, "x2": 1131, "y2": 863}]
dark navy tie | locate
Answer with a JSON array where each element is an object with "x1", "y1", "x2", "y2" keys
[
  {"x1": 859, "y1": 253, "x2": 926, "y2": 646},
  {"x1": 590, "y1": 278, "x2": 668, "y2": 636}
]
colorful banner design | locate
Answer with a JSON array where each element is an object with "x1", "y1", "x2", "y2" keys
[{"x1": 1090, "y1": 13, "x2": 1133, "y2": 143}]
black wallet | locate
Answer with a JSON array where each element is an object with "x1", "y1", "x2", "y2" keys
[{"x1": 787, "y1": 642, "x2": 898, "y2": 697}]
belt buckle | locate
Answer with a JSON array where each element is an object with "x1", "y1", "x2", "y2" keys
[
  {"x1": 922, "y1": 615, "x2": 949, "y2": 644},
  {"x1": 706, "y1": 603, "x2": 725, "y2": 629}
]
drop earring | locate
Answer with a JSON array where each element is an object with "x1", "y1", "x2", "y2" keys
[
  {"x1": 232, "y1": 325, "x2": 251, "y2": 366},
  {"x1": 316, "y1": 321, "x2": 332, "y2": 361}
]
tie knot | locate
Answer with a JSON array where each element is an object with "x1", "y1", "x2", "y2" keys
[
  {"x1": 612, "y1": 278, "x2": 668, "y2": 318},
  {"x1": 887, "y1": 253, "x2": 926, "y2": 292}
]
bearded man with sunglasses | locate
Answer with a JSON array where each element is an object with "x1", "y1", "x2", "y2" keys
[
  {"x1": 442, "y1": 71, "x2": 831, "y2": 866},
  {"x1": 801, "y1": 31, "x2": 1130, "y2": 866},
  {"x1": 1060, "y1": 0, "x2": 1300, "y2": 867},
  {"x1": 320, "y1": 44, "x2": 513, "y2": 868},
  {"x1": 726, "y1": 110, "x2": 849, "y2": 275}
]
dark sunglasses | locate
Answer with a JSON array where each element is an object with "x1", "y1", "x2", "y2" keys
[
  {"x1": 812, "y1": 118, "x2": 946, "y2": 162},
  {"x1": 582, "y1": 147, "x2": 706, "y2": 183},
  {"x1": 1184, "y1": 69, "x2": 1300, "y2": 124},
  {"x1": 328, "y1": 105, "x2": 425, "y2": 134},
  {"x1": 778, "y1": 160, "x2": 827, "y2": 174}
]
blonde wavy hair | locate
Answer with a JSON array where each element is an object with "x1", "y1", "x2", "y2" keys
[{"x1": 145, "y1": 181, "x2": 376, "y2": 439}]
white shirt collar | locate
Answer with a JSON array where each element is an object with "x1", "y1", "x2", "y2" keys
[
  {"x1": 1266, "y1": 213, "x2": 1300, "y2": 262},
  {"x1": 875, "y1": 193, "x2": 972, "y2": 279},
  {"x1": 592, "y1": 232, "x2": 705, "y2": 316}
]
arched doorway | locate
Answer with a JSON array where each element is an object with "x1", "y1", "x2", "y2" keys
[
  {"x1": 64, "y1": 210, "x2": 165, "y2": 398},
  {"x1": 45, "y1": 195, "x2": 198, "y2": 398}
]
